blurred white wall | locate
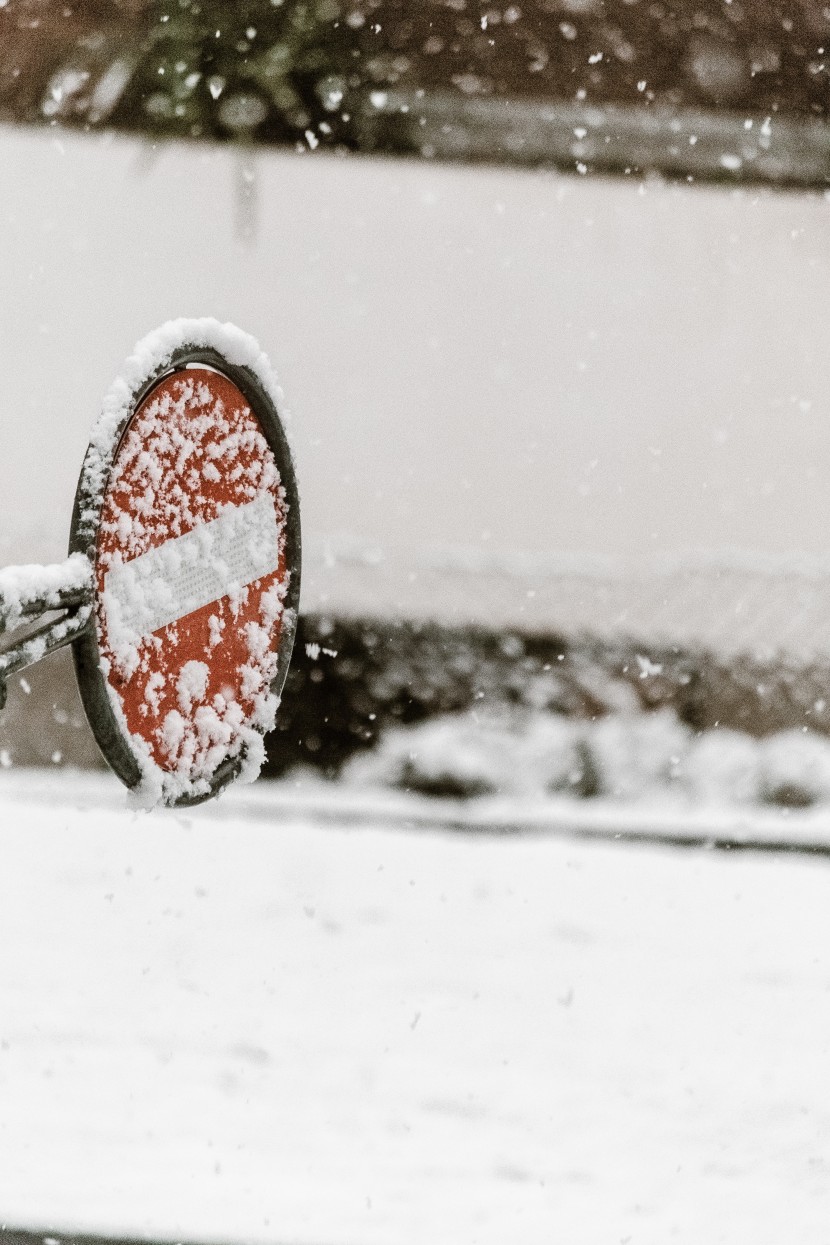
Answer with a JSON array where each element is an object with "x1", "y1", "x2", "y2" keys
[{"x1": 1, "y1": 123, "x2": 829, "y2": 617}]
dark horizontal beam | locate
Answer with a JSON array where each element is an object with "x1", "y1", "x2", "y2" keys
[
  {"x1": 0, "y1": 1231, "x2": 313, "y2": 1245},
  {"x1": 354, "y1": 90, "x2": 830, "y2": 184},
  {"x1": 0, "y1": 1232, "x2": 201, "y2": 1245}
]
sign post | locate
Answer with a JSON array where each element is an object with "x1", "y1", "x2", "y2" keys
[{"x1": 0, "y1": 320, "x2": 300, "y2": 807}]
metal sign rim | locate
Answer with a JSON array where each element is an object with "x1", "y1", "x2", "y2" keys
[{"x1": 68, "y1": 344, "x2": 302, "y2": 808}]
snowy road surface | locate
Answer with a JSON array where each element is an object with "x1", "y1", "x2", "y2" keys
[{"x1": 1, "y1": 773, "x2": 830, "y2": 1244}]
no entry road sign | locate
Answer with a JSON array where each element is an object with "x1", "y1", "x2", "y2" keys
[{"x1": 0, "y1": 320, "x2": 300, "y2": 807}]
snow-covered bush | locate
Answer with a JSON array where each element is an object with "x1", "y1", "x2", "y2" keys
[
  {"x1": 339, "y1": 705, "x2": 830, "y2": 811},
  {"x1": 584, "y1": 709, "x2": 691, "y2": 801},
  {"x1": 759, "y1": 729, "x2": 830, "y2": 808},
  {"x1": 519, "y1": 713, "x2": 598, "y2": 797},
  {"x1": 342, "y1": 709, "x2": 593, "y2": 798},
  {"x1": 683, "y1": 729, "x2": 762, "y2": 806},
  {"x1": 342, "y1": 714, "x2": 517, "y2": 797}
]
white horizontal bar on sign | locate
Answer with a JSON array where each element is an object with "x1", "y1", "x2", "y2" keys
[{"x1": 103, "y1": 493, "x2": 280, "y2": 640}]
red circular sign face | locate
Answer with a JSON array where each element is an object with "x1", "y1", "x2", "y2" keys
[{"x1": 94, "y1": 367, "x2": 288, "y2": 787}]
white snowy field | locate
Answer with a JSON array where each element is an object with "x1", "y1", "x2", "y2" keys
[{"x1": 1, "y1": 773, "x2": 830, "y2": 1244}]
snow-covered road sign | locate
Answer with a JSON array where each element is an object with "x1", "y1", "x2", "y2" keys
[{"x1": 0, "y1": 320, "x2": 300, "y2": 807}]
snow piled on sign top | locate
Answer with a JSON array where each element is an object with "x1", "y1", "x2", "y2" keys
[{"x1": 79, "y1": 318, "x2": 287, "y2": 534}]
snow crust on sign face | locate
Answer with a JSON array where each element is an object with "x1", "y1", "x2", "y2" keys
[
  {"x1": 102, "y1": 493, "x2": 281, "y2": 645},
  {"x1": 0, "y1": 552, "x2": 91, "y2": 628},
  {"x1": 97, "y1": 372, "x2": 287, "y2": 806},
  {"x1": 88, "y1": 323, "x2": 292, "y2": 808}
]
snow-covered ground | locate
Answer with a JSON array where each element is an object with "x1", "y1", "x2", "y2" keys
[{"x1": 1, "y1": 770, "x2": 830, "y2": 1244}]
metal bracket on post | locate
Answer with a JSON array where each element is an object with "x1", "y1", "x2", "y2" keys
[{"x1": 0, "y1": 561, "x2": 93, "y2": 711}]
